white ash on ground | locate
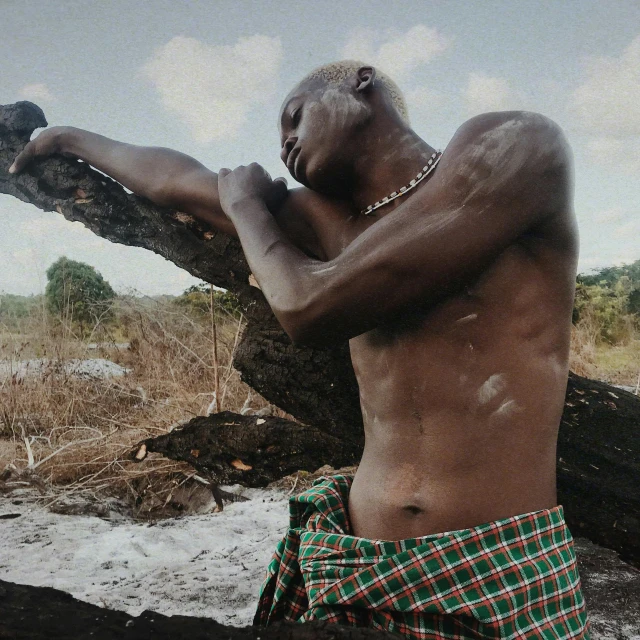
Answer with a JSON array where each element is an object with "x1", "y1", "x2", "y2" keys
[
  {"x1": 0, "y1": 357, "x2": 131, "y2": 382},
  {"x1": 0, "y1": 487, "x2": 288, "y2": 627}
]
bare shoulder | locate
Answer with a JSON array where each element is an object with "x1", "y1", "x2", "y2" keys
[
  {"x1": 277, "y1": 186, "x2": 352, "y2": 228},
  {"x1": 440, "y1": 111, "x2": 572, "y2": 185},
  {"x1": 449, "y1": 110, "x2": 569, "y2": 156},
  {"x1": 434, "y1": 111, "x2": 573, "y2": 217},
  {"x1": 281, "y1": 186, "x2": 352, "y2": 215}
]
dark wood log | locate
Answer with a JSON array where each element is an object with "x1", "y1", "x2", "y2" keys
[
  {"x1": 2, "y1": 102, "x2": 640, "y2": 565},
  {"x1": 133, "y1": 411, "x2": 361, "y2": 486},
  {"x1": 1, "y1": 540, "x2": 638, "y2": 639},
  {"x1": 558, "y1": 374, "x2": 640, "y2": 567},
  {"x1": 0, "y1": 580, "x2": 397, "y2": 640}
]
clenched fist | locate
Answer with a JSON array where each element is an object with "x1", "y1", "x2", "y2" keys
[{"x1": 218, "y1": 163, "x2": 288, "y2": 217}]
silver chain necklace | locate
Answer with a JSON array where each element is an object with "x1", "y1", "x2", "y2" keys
[{"x1": 362, "y1": 151, "x2": 443, "y2": 216}]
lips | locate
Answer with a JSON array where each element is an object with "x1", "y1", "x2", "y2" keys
[{"x1": 286, "y1": 146, "x2": 301, "y2": 180}]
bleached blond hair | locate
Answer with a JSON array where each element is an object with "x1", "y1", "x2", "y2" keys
[{"x1": 300, "y1": 60, "x2": 410, "y2": 125}]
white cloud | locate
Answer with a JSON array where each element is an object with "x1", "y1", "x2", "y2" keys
[
  {"x1": 463, "y1": 73, "x2": 525, "y2": 115},
  {"x1": 593, "y1": 207, "x2": 627, "y2": 225},
  {"x1": 405, "y1": 86, "x2": 444, "y2": 110},
  {"x1": 340, "y1": 25, "x2": 449, "y2": 82},
  {"x1": 142, "y1": 35, "x2": 283, "y2": 144},
  {"x1": 585, "y1": 136, "x2": 640, "y2": 175},
  {"x1": 572, "y1": 34, "x2": 640, "y2": 175},
  {"x1": 613, "y1": 219, "x2": 640, "y2": 239},
  {"x1": 18, "y1": 83, "x2": 56, "y2": 102},
  {"x1": 572, "y1": 34, "x2": 640, "y2": 137}
]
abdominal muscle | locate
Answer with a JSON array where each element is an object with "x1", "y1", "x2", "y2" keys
[{"x1": 345, "y1": 299, "x2": 567, "y2": 541}]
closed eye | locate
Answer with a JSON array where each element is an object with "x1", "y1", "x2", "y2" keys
[{"x1": 291, "y1": 107, "x2": 301, "y2": 128}]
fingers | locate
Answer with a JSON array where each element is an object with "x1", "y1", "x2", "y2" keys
[
  {"x1": 8, "y1": 144, "x2": 35, "y2": 175},
  {"x1": 218, "y1": 167, "x2": 231, "y2": 178}
]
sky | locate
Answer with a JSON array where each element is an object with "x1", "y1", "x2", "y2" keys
[{"x1": 1, "y1": 0, "x2": 639, "y2": 296}]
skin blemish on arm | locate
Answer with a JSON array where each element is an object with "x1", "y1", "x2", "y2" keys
[{"x1": 312, "y1": 264, "x2": 337, "y2": 274}]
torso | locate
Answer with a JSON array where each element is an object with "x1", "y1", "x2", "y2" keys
[{"x1": 278, "y1": 130, "x2": 578, "y2": 541}]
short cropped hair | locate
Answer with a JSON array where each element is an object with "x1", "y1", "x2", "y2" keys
[{"x1": 300, "y1": 60, "x2": 410, "y2": 124}]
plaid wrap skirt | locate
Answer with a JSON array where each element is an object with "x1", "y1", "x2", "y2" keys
[{"x1": 254, "y1": 475, "x2": 590, "y2": 639}]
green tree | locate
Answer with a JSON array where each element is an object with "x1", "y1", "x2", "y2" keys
[
  {"x1": 173, "y1": 284, "x2": 242, "y2": 319},
  {"x1": 45, "y1": 257, "x2": 116, "y2": 333}
]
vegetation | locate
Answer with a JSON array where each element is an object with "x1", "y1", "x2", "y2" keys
[
  {"x1": 0, "y1": 259, "x2": 637, "y2": 515},
  {"x1": 573, "y1": 259, "x2": 639, "y2": 345},
  {"x1": 172, "y1": 284, "x2": 242, "y2": 319},
  {"x1": 0, "y1": 290, "x2": 279, "y2": 518},
  {"x1": 45, "y1": 257, "x2": 116, "y2": 335},
  {"x1": 0, "y1": 293, "x2": 43, "y2": 331},
  {"x1": 568, "y1": 260, "x2": 639, "y2": 385}
]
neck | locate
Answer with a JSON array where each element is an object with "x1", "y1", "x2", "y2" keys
[{"x1": 351, "y1": 122, "x2": 436, "y2": 215}]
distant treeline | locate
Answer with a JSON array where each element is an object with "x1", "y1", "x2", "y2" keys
[{"x1": 2, "y1": 259, "x2": 639, "y2": 344}]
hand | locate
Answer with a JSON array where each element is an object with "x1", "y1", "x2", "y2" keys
[
  {"x1": 8, "y1": 126, "x2": 73, "y2": 174},
  {"x1": 218, "y1": 163, "x2": 288, "y2": 216}
]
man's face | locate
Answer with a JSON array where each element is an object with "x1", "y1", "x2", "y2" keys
[{"x1": 278, "y1": 78, "x2": 372, "y2": 195}]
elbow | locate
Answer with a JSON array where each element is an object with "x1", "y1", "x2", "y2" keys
[
  {"x1": 278, "y1": 311, "x2": 326, "y2": 348},
  {"x1": 276, "y1": 300, "x2": 336, "y2": 348}
]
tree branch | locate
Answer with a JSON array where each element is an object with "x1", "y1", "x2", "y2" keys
[{"x1": 0, "y1": 101, "x2": 363, "y2": 439}]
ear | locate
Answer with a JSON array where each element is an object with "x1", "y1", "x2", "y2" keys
[{"x1": 355, "y1": 66, "x2": 376, "y2": 92}]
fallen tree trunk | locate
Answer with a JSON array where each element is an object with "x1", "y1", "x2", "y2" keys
[
  {"x1": 558, "y1": 374, "x2": 640, "y2": 567},
  {"x1": 1, "y1": 538, "x2": 638, "y2": 639},
  {"x1": 2, "y1": 102, "x2": 639, "y2": 565},
  {"x1": 134, "y1": 411, "x2": 361, "y2": 486},
  {"x1": 0, "y1": 580, "x2": 397, "y2": 640},
  {"x1": 0, "y1": 101, "x2": 362, "y2": 441}
]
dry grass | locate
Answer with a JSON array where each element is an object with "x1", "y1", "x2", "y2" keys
[
  {"x1": 570, "y1": 313, "x2": 640, "y2": 387},
  {"x1": 2, "y1": 294, "x2": 638, "y2": 518},
  {"x1": 0, "y1": 294, "x2": 287, "y2": 518}
]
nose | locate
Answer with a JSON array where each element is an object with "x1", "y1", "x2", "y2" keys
[{"x1": 280, "y1": 136, "x2": 298, "y2": 164}]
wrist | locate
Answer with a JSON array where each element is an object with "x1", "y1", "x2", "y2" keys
[{"x1": 226, "y1": 195, "x2": 265, "y2": 219}]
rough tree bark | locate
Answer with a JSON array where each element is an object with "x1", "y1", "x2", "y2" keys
[
  {"x1": 1, "y1": 102, "x2": 639, "y2": 567},
  {"x1": 134, "y1": 411, "x2": 361, "y2": 486}
]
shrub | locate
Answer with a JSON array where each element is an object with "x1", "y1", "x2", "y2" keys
[
  {"x1": 574, "y1": 259, "x2": 639, "y2": 345},
  {"x1": 45, "y1": 257, "x2": 116, "y2": 335},
  {"x1": 173, "y1": 284, "x2": 242, "y2": 319}
]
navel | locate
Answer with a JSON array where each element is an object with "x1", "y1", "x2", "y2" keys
[{"x1": 402, "y1": 505, "x2": 424, "y2": 516}]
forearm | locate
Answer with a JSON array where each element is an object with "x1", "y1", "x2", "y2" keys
[
  {"x1": 59, "y1": 127, "x2": 237, "y2": 235},
  {"x1": 61, "y1": 128, "x2": 194, "y2": 201},
  {"x1": 228, "y1": 199, "x2": 317, "y2": 328},
  {"x1": 60, "y1": 127, "x2": 215, "y2": 206}
]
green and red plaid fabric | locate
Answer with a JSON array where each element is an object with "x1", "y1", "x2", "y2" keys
[{"x1": 255, "y1": 475, "x2": 590, "y2": 639}]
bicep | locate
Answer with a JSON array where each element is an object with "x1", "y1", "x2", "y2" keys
[{"x1": 295, "y1": 113, "x2": 571, "y2": 344}]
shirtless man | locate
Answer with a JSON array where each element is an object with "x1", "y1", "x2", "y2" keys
[{"x1": 10, "y1": 61, "x2": 589, "y2": 638}]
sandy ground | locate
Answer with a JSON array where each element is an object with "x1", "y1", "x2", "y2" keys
[
  {"x1": 1, "y1": 488, "x2": 639, "y2": 637},
  {"x1": 0, "y1": 488, "x2": 288, "y2": 627}
]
